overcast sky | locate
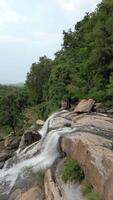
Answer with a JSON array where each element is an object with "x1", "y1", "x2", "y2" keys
[{"x1": 0, "y1": 0, "x2": 101, "y2": 84}]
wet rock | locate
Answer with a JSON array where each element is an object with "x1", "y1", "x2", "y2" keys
[
  {"x1": 49, "y1": 117, "x2": 72, "y2": 130},
  {"x1": 4, "y1": 134, "x2": 20, "y2": 150},
  {"x1": 24, "y1": 130, "x2": 41, "y2": 146},
  {"x1": 0, "y1": 161, "x2": 4, "y2": 169},
  {"x1": 0, "y1": 151, "x2": 12, "y2": 162},
  {"x1": 10, "y1": 166, "x2": 41, "y2": 194},
  {"x1": 21, "y1": 186, "x2": 45, "y2": 200},
  {"x1": 61, "y1": 133, "x2": 113, "y2": 200},
  {"x1": 74, "y1": 99, "x2": 95, "y2": 113}
]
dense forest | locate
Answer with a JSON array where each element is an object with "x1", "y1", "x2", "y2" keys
[{"x1": 1, "y1": 0, "x2": 113, "y2": 134}]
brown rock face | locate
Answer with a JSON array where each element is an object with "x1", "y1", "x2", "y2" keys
[
  {"x1": 44, "y1": 169, "x2": 63, "y2": 200},
  {"x1": 60, "y1": 133, "x2": 113, "y2": 200},
  {"x1": 4, "y1": 134, "x2": 20, "y2": 150},
  {"x1": 0, "y1": 151, "x2": 12, "y2": 162},
  {"x1": 21, "y1": 186, "x2": 45, "y2": 200},
  {"x1": 74, "y1": 99, "x2": 95, "y2": 113}
]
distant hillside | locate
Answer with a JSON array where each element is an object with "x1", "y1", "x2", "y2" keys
[{"x1": 8, "y1": 83, "x2": 24, "y2": 87}]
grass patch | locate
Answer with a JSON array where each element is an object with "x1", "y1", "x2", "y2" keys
[
  {"x1": 61, "y1": 157, "x2": 84, "y2": 183},
  {"x1": 81, "y1": 180, "x2": 104, "y2": 200}
]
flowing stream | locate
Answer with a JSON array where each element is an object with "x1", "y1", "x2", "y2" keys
[{"x1": 0, "y1": 110, "x2": 76, "y2": 197}]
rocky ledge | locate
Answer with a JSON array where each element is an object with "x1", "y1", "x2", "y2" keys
[
  {"x1": 1, "y1": 99, "x2": 113, "y2": 200},
  {"x1": 44, "y1": 99, "x2": 113, "y2": 200}
]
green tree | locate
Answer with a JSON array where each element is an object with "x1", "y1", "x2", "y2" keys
[
  {"x1": 0, "y1": 89, "x2": 29, "y2": 134},
  {"x1": 26, "y1": 56, "x2": 53, "y2": 104}
]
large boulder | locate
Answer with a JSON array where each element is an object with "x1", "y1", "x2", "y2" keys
[
  {"x1": 60, "y1": 132, "x2": 113, "y2": 200},
  {"x1": 4, "y1": 134, "x2": 20, "y2": 150},
  {"x1": 74, "y1": 99, "x2": 95, "y2": 113},
  {"x1": 21, "y1": 186, "x2": 45, "y2": 200}
]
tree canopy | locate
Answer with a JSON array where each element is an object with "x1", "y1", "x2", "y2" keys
[{"x1": 25, "y1": 0, "x2": 113, "y2": 117}]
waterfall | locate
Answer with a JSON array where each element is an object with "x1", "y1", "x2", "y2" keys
[{"x1": 0, "y1": 110, "x2": 76, "y2": 196}]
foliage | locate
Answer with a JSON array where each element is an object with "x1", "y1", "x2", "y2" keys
[
  {"x1": 0, "y1": 87, "x2": 29, "y2": 134},
  {"x1": 81, "y1": 180, "x2": 104, "y2": 200},
  {"x1": 61, "y1": 157, "x2": 84, "y2": 183},
  {"x1": 25, "y1": 0, "x2": 113, "y2": 120},
  {"x1": 26, "y1": 56, "x2": 53, "y2": 104},
  {"x1": 1, "y1": 0, "x2": 113, "y2": 128}
]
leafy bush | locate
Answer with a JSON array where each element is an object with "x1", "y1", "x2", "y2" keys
[
  {"x1": 81, "y1": 180, "x2": 104, "y2": 200},
  {"x1": 61, "y1": 157, "x2": 84, "y2": 183}
]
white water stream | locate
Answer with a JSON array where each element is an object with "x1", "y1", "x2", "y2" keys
[{"x1": 0, "y1": 110, "x2": 76, "y2": 196}]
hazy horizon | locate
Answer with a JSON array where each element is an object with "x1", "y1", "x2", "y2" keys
[{"x1": 0, "y1": 0, "x2": 101, "y2": 84}]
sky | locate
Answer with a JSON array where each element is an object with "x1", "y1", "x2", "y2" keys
[{"x1": 0, "y1": 0, "x2": 101, "y2": 84}]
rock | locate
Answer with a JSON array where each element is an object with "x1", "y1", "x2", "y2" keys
[
  {"x1": 107, "y1": 108, "x2": 113, "y2": 114},
  {"x1": 93, "y1": 103, "x2": 107, "y2": 113},
  {"x1": 4, "y1": 134, "x2": 20, "y2": 150},
  {"x1": 61, "y1": 100, "x2": 69, "y2": 110},
  {"x1": 0, "y1": 140, "x2": 4, "y2": 152},
  {"x1": 0, "y1": 136, "x2": 4, "y2": 142},
  {"x1": 60, "y1": 132, "x2": 113, "y2": 200},
  {"x1": 0, "y1": 151, "x2": 12, "y2": 162},
  {"x1": 71, "y1": 113, "x2": 113, "y2": 137},
  {"x1": 49, "y1": 117, "x2": 72, "y2": 130},
  {"x1": 23, "y1": 130, "x2": 41, "y2": 146},
  {"x1": 44, "y1": 160, "x2": 86, "y2": 200},
  {"x1": 36, "y1": 120, "x2": 44, "y2": 129},
  {"x1": 11, "y1": 168, "x2": 40, "y2": 192},
  {"x1": 0, "y1": 161, "x2": 4, "y2": 169},
  {"x1": 44, "y1": 169, "x2": 63, "y2": 200},
  {"x1": 74, "y1": 99, "x2": 95, "y2": 113},
  {"x1": 21, "y1": 186, "x2": 45, "y2": 200},
  {"x1": 9, "y1": 189, "x2": 22, "y2": 200}
]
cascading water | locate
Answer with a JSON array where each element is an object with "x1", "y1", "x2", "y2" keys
[{"x1": 0, "y1": 110, "x2": 76, "y2": 198}]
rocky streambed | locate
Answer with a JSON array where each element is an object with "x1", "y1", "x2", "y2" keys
[{"x1": 0, "y1": 99, "x2": 113, "y2": 200}]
